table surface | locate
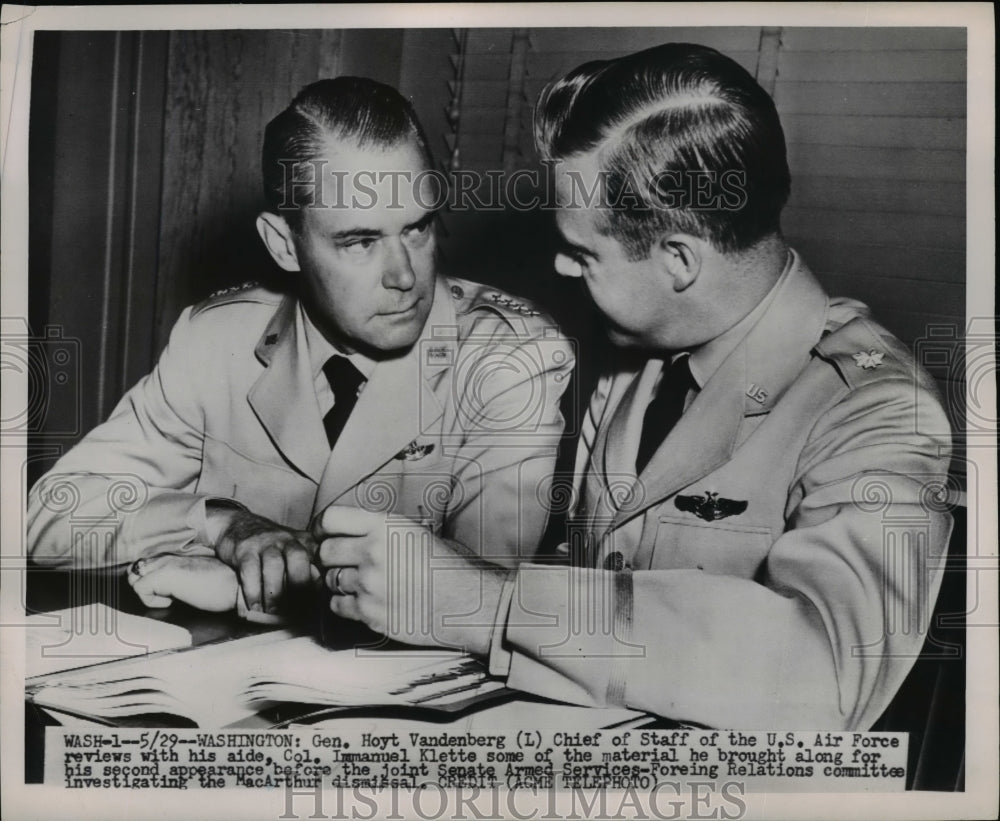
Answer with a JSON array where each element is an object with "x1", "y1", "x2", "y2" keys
[
  {"x1": 24, "y1": 565, "x2": 678, "y2": 782},
  {"x1": 24, "y1": 565, "x2": 673, "y2": 719}
]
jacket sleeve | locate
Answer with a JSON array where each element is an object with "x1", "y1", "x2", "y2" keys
[
  {"x1": 27, "y1": 307, "x2": 221, "y2": 567},
  {"x1": 489, "y1": 372, "x2": 953, "y2": 729},
  {"x1": 442, "y1": 315, "x2": 575, "y2": 569}
]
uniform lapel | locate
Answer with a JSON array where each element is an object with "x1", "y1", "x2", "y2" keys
[
  {"x1": 313, "y1": 278, "x2": 452, "y2": 511},
  {"x1": 609, "y1": 252, "x2": 830, "y2": 531},
  {"x1": 247, "y1": 297, "x2": 329, "y2": 483},
  {"x1": 622, "y1": 350, "x2": 747, "y2": 529},
  {"x1": 586, "y1": 361, "x2": 660, "y2": 533},
  {"x1": 601, "y1": 359, "x2": 662, "y2": 480}
]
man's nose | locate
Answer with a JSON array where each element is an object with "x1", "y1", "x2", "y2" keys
[{"x1": 382, "y1": 238, "x2": 416, "y2": 290}]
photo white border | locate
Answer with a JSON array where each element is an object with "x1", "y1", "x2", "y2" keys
[{"x1": 2, "y1": 3, "x2": 995, "y2": 820}]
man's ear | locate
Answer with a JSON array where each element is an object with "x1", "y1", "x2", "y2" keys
[
  {"x1": 256, "y1": 212, "x2": 301, "y2": 272},
  {"x1": 652, "y1": 233, "x2": 701, "y2": 292}
]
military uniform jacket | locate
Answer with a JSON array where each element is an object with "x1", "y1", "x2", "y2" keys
[
  {"x1": 28, "y1": 276, "x2": 574, "y2": 569},
  {"x1": 488, "y1": 253, "x2": 953, "y2": 730}
]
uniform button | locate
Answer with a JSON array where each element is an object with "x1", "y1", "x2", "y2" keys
[
  {"x1": 604, "y1": 551, "x2": 625, "y2": 572},
  {"x1": 450, "y1": 284, "x2": 464, "y2": 299}
]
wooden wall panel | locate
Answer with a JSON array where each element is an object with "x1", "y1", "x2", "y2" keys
[
  {"x1": 774, "y1": 81, "x2": 966, "y2": 116},
  {"x1": 780, "y1": 27, "x2": 967, "y2": 51},
  {"x1": 154, "y1": 29, "x2": 345, "y2": 351},
  {"x1": 785, "y1": 144, "x2": 965, "y2": 182},
  {"x1": 30, "y1": 32, "x2": 119, "y2": 465},
  {"x1": 527, "y1": 27, "x2": 762, "y2": 54},
  {"x1": 781, "y1": 114, "x2": 965, "y2": 150},
  {"x1": 793, "y1": 240, "x2": 965, "y2": 285},
  {"x1": 778, "y1": 49, "x2": 966, "y2": 82},
  {"x1": 790, "y1": 177, "x2": 964, "y2": 216},
  {"x1": 774, "y1": 28, "x2": 967, "y2": 477},
  {"x1": 28, "y1": 31, "x2": 168, "y2": 478},
  {"x1": 397, "y1": 28, "x2": 455, "y2": 170}
]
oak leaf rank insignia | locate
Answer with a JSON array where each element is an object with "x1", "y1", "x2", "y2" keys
[{"x1": 852, "y1": 349, "x2": 885, "y2": 370}]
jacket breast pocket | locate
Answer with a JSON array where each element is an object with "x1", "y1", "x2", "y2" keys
[
  {"x1": 361, "y1": 447, "x2": 454, "y2": 529},
  {"x1": 650, "y1": 515, "x2": 773, "y2": 579},
  {"x1": 198, "y1": 435, "x2": 316, "y2": 529}
]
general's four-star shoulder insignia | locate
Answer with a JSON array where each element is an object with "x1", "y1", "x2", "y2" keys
[
  {"x1": 485, "y1": 292, "x2": 541, "y2": 316},
  {"x1": 209, "y1": 281, "x2": 258, "y2": 299},
  {"x1": 852, "y1": 349, "x2": 885, "y2": 370}
]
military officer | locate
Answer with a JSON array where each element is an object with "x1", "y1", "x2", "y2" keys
[
  {"x1": 27, "y1": 77, "x2": 574, "y2": 624},
  {"x1": 314, "y1": 44, "x2": 953, "y2": 729}
]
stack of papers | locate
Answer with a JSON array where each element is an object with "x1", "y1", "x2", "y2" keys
[
  {"x1": 26, "y1": 604, "x2": 192, "y2": 678},
  {"x1": 27, "y1": 629, "x2": 499, "y2": 727}
]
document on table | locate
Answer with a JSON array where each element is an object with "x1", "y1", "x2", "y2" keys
[{"x1": 25, "y1": 603, "x2": 193, "y2": 678}]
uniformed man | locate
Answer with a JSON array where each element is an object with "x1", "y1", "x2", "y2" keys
[
  {"x1": 27, "y1": 77, "x2": 574, "y2": 623},
  {"x1": 313, "y1": 44, "x2": 953, "y2": 729}
]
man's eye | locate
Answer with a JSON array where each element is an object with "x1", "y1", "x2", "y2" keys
[
  {"x1": 403, "y1": 221, "x2": 433, "y2": 245},
  {"x1": 340, "y1": 238, "x2": 377, "y2": 254},
  {"x1": 405, "y1": 221, "x2": 432, "y2": 237}
]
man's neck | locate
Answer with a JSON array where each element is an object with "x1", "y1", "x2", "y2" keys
[
  {"x1": 694, "y1": 234, "x2": 789, "y2": 345},
  {"x1": 299, "y1": 303, "x2": 377, "y2": 380},
  {"x1": 686, "y1": 244, "x2": 794, "y2": 388},
  {"x1": 725, "y1": 234, "x2": 789, "y2": 318}
]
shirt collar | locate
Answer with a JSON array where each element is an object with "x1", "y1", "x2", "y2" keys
[
  {"x1": 300, "y1": 302, "x2": 377, "y2": 381},
  {"x1": 685, "y1": 250, "x2": 794, "y2": 389}
]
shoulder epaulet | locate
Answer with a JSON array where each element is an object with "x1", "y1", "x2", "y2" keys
[
  {"x1": 446, "y1": 276, "x2": 547, "y2": 325},
  {"x1": 190, "y1": 282, "x2": 281, "y2": 318},
  {"x1": 813, "y1": 315, "x2": 912, "y2": 390}
]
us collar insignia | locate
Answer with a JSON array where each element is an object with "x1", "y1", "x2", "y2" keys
[
  {"x1": 852, "y1": 349, "x2": 885, "y2": 369},
  {"x1": 675, "y1": 491, "x2": 748, "y2": 521},
  {"x1": 395, "y1": 441, "x2": 435, "y2": 461}
]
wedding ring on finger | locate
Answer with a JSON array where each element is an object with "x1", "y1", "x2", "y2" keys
[
  {"x1": 129, "y1": 558, "x2": 147, "y2": 578},
  {"x1": 330, "y1": 566, "x2": 348, "y2": 596}
]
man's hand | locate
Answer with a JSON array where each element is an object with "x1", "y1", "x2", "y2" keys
[
  {"x1": 209, "y1": 506, "x2": 319, "y2": 615},
  {"x1": 127, "y1": 554, "x2": 239, "y2": 612},
  {"x1": 312, "y1": 505, "x2": 509, "y2": 654}
]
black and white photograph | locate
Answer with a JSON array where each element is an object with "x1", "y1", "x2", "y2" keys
[{"x1": 1, "y1": 3, "x2": 996, "y2": 820}]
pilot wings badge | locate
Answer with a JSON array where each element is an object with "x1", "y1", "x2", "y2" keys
[
  {"x1": 675, "y1": 491, "x2": 748, "y2": 521},
  {"x1": 394, "y1": 441, "x2": 436, "y2": 461}
]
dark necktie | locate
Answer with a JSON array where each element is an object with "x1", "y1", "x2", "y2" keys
[
  {"x1": 635, "y1": 355, "x2": 695, "y2": 474},
  {"x1": 322, "y1": 355, "x2": 365, "y2": 449}
]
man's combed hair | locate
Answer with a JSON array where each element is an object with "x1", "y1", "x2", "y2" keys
[
  {"x1": 262, "y1": 76, "x2": 432, "y2": 228},
  {"x1": 535, "y1": 43, "x2": 791, "y2": 258}
]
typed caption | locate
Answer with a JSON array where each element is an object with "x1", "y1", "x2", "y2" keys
[{"x1": 49, "y1": 728, "x2": 907, "y2": 793}]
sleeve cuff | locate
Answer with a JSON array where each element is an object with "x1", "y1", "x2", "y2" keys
[
  {"x1": 193, "y1": 497, "x2": 248, "y2": 549},
  {"x1": 487, "y1": 571, "x2": 518, "y2": 676}
]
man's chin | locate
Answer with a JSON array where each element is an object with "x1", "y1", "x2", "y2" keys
[
  {"x1": 358, "y1": 319, "x2": 426, "y2": 359},
  {"x1": 604, "y1": 326, "x2": 642, "y2": 348}
]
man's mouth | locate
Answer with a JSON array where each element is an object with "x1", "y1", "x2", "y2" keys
[{"x1": 380, "y1": 300, "x2": 420, "y2": 318}]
